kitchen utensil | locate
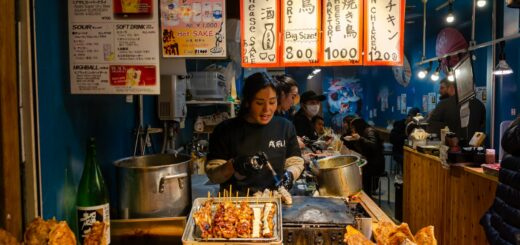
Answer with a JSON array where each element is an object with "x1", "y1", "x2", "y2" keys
[
  {"x1": 114, "y1": 153, "x2": 192, "y2": 218},
  {"x1": 314, "y1": 155, "x2": 367, "y2": 197}
]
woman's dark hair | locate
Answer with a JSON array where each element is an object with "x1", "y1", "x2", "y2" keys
[
  {"x1": 273, "y1": 74, "x2": 298, "y2": 98},
  {"x1": 350, "y1": 117, "x2": 370, "y2": 133},
  {"x1": 238, "y1": 72, "x2": 277, "y2": 118}
]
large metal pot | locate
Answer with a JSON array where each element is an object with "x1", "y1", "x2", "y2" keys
[
  {"x1": 114, "y1": 154, "x2": 192, "y2": 218},
  {"x1": 314, "y1": 155, "x2": 367, "y2": 197}
]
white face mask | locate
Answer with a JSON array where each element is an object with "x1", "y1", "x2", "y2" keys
[{"x1": 306, "y1": 104, "x2": 320, "y2": 116}]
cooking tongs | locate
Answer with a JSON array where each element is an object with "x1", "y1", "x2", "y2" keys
[{"x1": 256, "y1": 152, "x2": 283, "y2": 187}]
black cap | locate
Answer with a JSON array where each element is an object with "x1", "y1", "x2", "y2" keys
[
  {"x1": 407, "y1": 107, "x2": 420, "y2": 117},
  {"x1": 300, "y1": 91, "x2": 326, "y2": 104}
]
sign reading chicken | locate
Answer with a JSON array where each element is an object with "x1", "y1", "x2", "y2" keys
[{"x1": 160, "y1": 0, "x2": 226, "y2": 58}]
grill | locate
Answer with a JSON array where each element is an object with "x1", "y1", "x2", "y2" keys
[{"x1": 282, "y1": 196, "x2": 364, "y2": 245}]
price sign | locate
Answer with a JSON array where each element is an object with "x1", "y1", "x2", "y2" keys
[
  {"x1": 281, "y1": 0, "x2": 321, "y2": 66},
  {"x1": 241, "y1": 0, "x2": 280, "y2": 67},
  {"x1": 363, "y1": 0, "x2": 405, "y2": 66},
  {"x1": 321, "y1": 0, "x2": 363, "y2": 66}
]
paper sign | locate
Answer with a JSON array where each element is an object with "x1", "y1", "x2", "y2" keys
[
  {"x1": 68, "y1": 0, "x2": 160, "y2": 94},
  {"x1": 321, "y1": 0, "x2": 363, "y2": 66},
  {"x1": 161, "y1": 0, "x2": 226, "y2": 58},
  {"x1": 363, "y1": 0, "x2": 405, "y2": 66},
  {"x1": 281, "y1": 0, "x2": 321, "y2": 66},
  {"x1": 240, "y1": 0, "x2": 280, "y2": 67}
]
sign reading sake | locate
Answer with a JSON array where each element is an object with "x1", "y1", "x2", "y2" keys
[
  {"x1": 364, "y1": 0, "x2": 405, "y2": 66},
  {"x1": 241, "y1": 0, "x2": 280, "y2": 67}
]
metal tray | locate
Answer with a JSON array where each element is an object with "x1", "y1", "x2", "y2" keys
[{"x1": 182, "y1": 197, "x2": 283, "y2": 244}]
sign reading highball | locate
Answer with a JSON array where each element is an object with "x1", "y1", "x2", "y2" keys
[
  {"x1": 161, "y1": 0, "x2": 226, "y2": 58},
  {"x1": 364, "y1": 0, "x2": 405, "y2": 66},
  {"x1": 68, "y1": 0, "x2": 160, "y2": 94},
  {"x1": 240, "y1": 0, "x2": 280, "y2": 67},
  {"x1": 281, "y1": 0, "x2": 321, "y2": 66},
  {"x1": 321, "y1": 0, "x2": 363, "y2": 66}
]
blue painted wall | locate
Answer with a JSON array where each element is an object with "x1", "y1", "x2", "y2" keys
[{"x1": 34, "y1": 0, "x2": 516, "y2": 222}]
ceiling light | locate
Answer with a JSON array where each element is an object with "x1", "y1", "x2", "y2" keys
[
  {"x1": 446, "y1": 3, "x2": 455, "y2": 23},
  {"x1": 418, "y1": 69, "x2": 427, "y2": 79},
  {"x1": 307, "y1": 74, "x2": 314, "y2": 80},
  {"x1": 477, "y1": 0, "x2": 486, "y2": 7},
  {"x1": 493, "y1": 41, "x2": 514, "y2": 76},
  {"x1": 312, "y1": 68, "x2": 321, "y2": 74},
  {"x1": 493, "y1": 60, "x2": 513, "y2": 75},
  {"x1": 431, "y1": 63, "x2": 440, "y2": 81},
  {"x1": 447, "y1": 70, "x2": 455, "y2": 82}
]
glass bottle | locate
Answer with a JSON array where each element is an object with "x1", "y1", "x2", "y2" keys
[{"x1": 76, "y1": 138, "x2": 110, "y2": 244}]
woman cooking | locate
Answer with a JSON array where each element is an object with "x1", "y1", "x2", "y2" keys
[{"x1": 205, "y1": 72, "x2": 304, "y2": 194}]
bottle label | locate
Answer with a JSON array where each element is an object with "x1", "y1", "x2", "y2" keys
[{"x1": 77, "y1": 203, "x2": 110, "y2": 244}]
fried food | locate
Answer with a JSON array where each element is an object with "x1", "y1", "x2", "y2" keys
[
  {"x1": 24, "y1": 217, "x2": 57, "y2": 245},
  {"x1": 193, "y1": 200, "x2": 213, "y2": 238},
  {"x1": 48, "y1": 221, "x2": 76, "y2": 245},
  {"x1": 236, "y1": 201, "x2": 253, "y2": 238},
  {"x1": 261, "y1": 203, "x2": 275, "y2": 238},
  {"x1": 414, "y1": 226, "x2": 437, "y2": 245},
  {"x1": 251, "y1": 207, "x2": 262, "y2": 238},
  {"x1": 83, "y1": 221, "x2": 107, "y2": 245},
  {"x1": 0, "y1": 228, "x2": 19, "y2": 245},
  {"x1": 374, "y1": 221, "x2": 417, "y2": 245},
  {"x1": 343, "y1": 225, "x2": 374, "y2": 245}
]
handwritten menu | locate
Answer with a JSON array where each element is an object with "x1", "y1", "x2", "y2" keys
[
  {"x1": 68, "y1": 0, "x2": 160, "y2": 94},
  {"x1": 364, "y1": 0, "x2": 405, "y2": 66},
  {"x1": 322, "y1": 0, "x2": 363, "y2": 66},
  {"x1": 281, "y1": 0, "x2": 321, "y2": 66},
  {"x1": 161, "y1": 0, "x2": 226, "y2": 58},
  {"x1": 240, "y1": 0, "x2": 279, "y2": 67}
]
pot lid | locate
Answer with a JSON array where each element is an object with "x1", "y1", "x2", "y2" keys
[{"x1": 282, "y1": 196, "x2": 355, "y2": 225}]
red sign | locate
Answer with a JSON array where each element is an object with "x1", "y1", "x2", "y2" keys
[{"x1": 109, "y1": 65, "x2": 157, "y2": 86}]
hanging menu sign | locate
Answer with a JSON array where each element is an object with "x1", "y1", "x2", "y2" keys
[
  {"x1": 68, "y1": 0, "x2": 160, "y2": 94},
  {"x1": 281, "y1": 0, "x2": 321, "y2": 66},
  {"x1": 240, "y1": 0, "x2": 280, "y2": 67},
  {"x1": 363, "y1": 0, "x2": 405, "y2": 66},
  {"x1": 161, "y1": 0, "x2": 226, "y2": 58},
  {"x1": 321, "y1": 0, "x2": 363, "y2": 66}
]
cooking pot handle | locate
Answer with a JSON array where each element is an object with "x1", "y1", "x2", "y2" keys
[
  {"x1": 159, "y1": 173, "x2": 188, "y2": 193},
  {"x1": 357, "y1": 159, "x2": 368, "y2": 168}
]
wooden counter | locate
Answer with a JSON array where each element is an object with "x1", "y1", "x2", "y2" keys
[{"x1": 403, "y1": 147, "x2": 497, "y2": 245}]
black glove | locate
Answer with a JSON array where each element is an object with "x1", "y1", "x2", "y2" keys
[
  {"x1": 280, "y1": 171, "x2": 294, "y2": 190},
  {"x1": 232, "y1": 152, "x2": 268, "y2": 177}
]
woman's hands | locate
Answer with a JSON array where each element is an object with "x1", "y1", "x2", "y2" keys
[{"x1": 232, "y1": 152, "x2": 268, "y2": 176}]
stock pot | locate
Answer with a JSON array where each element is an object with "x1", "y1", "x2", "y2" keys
[
  {"x1": 114, "y1": 154, "x2": 191, "y2": 218},
  {"x1": 314, "y1": 155, "x2": 367, "y2": 197}
]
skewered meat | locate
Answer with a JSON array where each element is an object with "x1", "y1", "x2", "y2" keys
[
  {"x1": 262, "y1": 203, "x2": 275, "y2": 238},
  {"x1": 193, "y1": 200, "x2": 213, "y2": 238},
  {"x1": 236, "y1": 201, "x2": 253, "y2": 238},
  {"x1": 83, "y1": 221, "x2": 107, "y2": 245},
  {"x1": 0, "y1": 228, "x2": 19, "y2": 245},
  {"x1": 211, "y1": 202, "x2": 225, "y2": 238}
]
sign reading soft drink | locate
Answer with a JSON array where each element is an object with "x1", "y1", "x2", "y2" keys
[
  {"x1": 68, "y1": 0, "x2": 160, "y2": 94},
  {"x1": 161, "y1": 0, "x2": 226, "y2": 58}
]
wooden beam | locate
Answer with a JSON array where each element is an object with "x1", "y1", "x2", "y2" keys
[{"x1": 0, "y1": 0, "x2": 23, "y2": 239}]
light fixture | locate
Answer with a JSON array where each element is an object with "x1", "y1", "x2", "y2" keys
[
  {"x1": 477, "y1": 0, "x2": 486, "y2": 8},
  {"x1": 493, "y1": 41, "x2": 514, "y2": 76},
  {"x1": 307, "y1": 74, "x2": 314, "y2": 80},
  {"x1": 430, "y1": 62, "x2": 440, "y2": 81},
  {"x1": 417, "y1": 61, "x2": 432, "y2": 79},
  {"x1": 312, "y1": 68, "x2": 321, "y2": 75},
  {"x1": 446, "y1": 3, "x2": 455, "y2": 23},
  {"x1": 447, "y1": 69, "x2": 455, "y2": 82}
]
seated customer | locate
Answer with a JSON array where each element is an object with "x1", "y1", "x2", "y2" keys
[
  {"x1": 294, "y1": 91, "x2": 326, "y2": 140},
  {"x1": 480, "y1": 116, "x2": 520, "y2": 245},
  {"x1": 344, "y1": 117, "x2": 385, "y2": 193},
  {"x1": 312, "y1": 115, "x2": 325, "y2": 137}
]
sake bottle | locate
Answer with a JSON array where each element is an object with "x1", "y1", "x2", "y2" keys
[{"x1": 76, "y1": 138, "x2": 110, "y2": 244}]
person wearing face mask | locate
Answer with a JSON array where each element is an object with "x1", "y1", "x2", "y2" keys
[
  {"x1": 205, "y1": 72, "x2": 304, "y2": 194},
  {"x1": 293, "y1": 90, "x2": 326, "y2": 141}
]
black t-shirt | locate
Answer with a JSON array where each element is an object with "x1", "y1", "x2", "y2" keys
[
  {"x1": 207, "y1": 116, "x2": 301, "y2": 193},
  {"x1": 293, "y1": 109, "x2": 318, "y2": 140}
]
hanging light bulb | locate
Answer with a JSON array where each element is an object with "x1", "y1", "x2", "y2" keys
[
  {"x1": 477, "y1": 0, "x2": 486, "y2": 8},
  {"x1": 312, "y1": 68, "x2": 321, "y2": 74},
  {"x1": 493, "y1": 41, "x2": 514, "y2": 76},
  {"x1": 417, "y1": 61, "x2": 432, "y2": 79},
  {"x1": 307, "y1": 74, "x2": 314, "y2": 80},
  {"x1": 446, "y1": 3, "x2": 455, "y2": 23},
  {"x1": 431, "y1": 62, "x2": 440, "y2": 81},
  {"x1": 447, "y1": 69, "x2": 455, "y2": 82}
]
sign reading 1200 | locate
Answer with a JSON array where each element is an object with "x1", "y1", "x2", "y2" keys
[{"x1": 281, "y1": 0, "x2": 321, "y2": 66}]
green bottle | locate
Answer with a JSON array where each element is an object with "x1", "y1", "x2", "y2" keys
[{"x1": 76, "y1": 138, "x2": 110, "y2": 244}]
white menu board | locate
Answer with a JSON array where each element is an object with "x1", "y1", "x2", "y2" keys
[
  {"x1": 281, "y1": 0, "x2": 320, "y2": 66},
  {"x1": 322, "y1": 0, "x2": 363, "y2": 66},
  {"x1": 68, "y1": 0, "x2": 160, "y2": 94},
  {"x1": 241, "y1": 0, "x2": 279, "y2": 67},
  {"x1": 364, "y1": 0, "x2": 405, "y2": 66}
]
